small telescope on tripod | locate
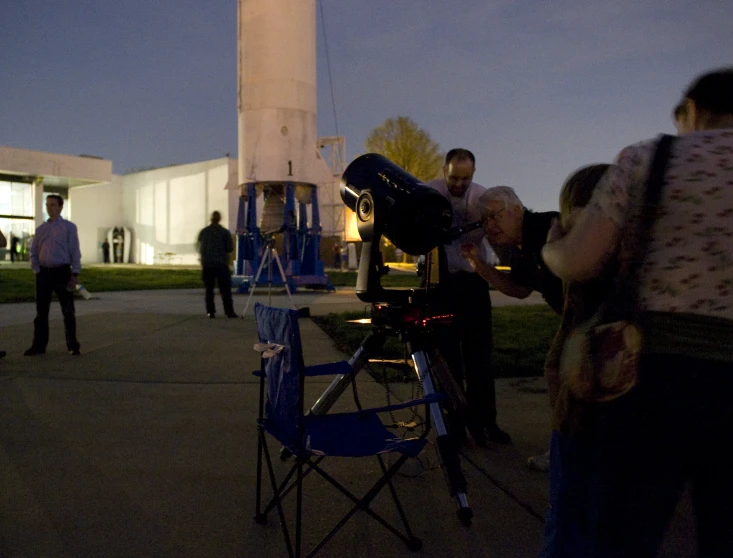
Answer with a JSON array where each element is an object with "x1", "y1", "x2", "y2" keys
[{"x1": 305, "y1": 153, "x2": 481, "y2": 525}]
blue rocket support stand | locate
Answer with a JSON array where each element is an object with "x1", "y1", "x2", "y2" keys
[
  {"x1": 236, "y1": 180, "x2": 331, "y2": 292},
  {"x1": 235, "y1": 182, "x2": 261, "y2": 278},
  {"x1": 235, "y1": 192, "x2": 247, "y2": 276}
]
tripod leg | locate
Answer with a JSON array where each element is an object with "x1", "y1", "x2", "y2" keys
[
  {"x1": 309, "y1": 331, "x2": 386, "y2": 415},
  {"x1": 271, "y1": 248, "x2": 297, "y2": 311},
  {"x1": 242, "y1": 247, "x2": 271, "y2": 317},
  {"x1": 267, "y1": 246, "x2": 273, "y2": 306},
  {"x1": 412, "y1": 349, "x2": 473, "y2": 526},
  {"x1": 428, "y1": 350, "x2": 468, "y2": 411}
]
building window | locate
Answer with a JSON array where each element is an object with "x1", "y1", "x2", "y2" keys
[{"x1": 0, "y1": 180, "x2": 35, "y2": 261}]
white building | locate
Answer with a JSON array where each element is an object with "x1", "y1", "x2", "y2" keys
[
  {"x1": 0, "y1": 145, "x2": 345, "y2": 265},
  {"x1": 1, "y1": 1, "x2": 356, "y2": 266}
]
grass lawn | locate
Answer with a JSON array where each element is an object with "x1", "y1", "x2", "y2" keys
[
  {"x1": 311, "y1": 305, "x2": 561, "y2": 380},
  {"x1": 0, "y1": 266, "x2": 204, "y2": 303},
  {"x1": 0, "y1": 267, "x2": 419, "y2": 304}
]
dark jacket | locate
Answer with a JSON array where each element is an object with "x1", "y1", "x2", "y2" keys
[
  {"x1": 197, "y1": 224, "x2": 233, "y2": 267},
  {"x1": 508, "y1": 210, "x2": 564, "y2": 314}
]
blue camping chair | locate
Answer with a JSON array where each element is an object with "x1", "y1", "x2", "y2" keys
[{"x1": 253, "y1": 303, "x2": 444, "y2": 557}]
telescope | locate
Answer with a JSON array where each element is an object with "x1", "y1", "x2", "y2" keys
[
  {"x1": 306, "y1": 154, "x2": 476, "y2": 524},
  {"x1": 445, "y1": 219, "x2": 484, "y2": 242},
  {"x1": 340, "y1": 153, "x2": 454, "y2": 303}
]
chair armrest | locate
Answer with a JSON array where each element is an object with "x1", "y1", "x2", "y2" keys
[
  {"x1": 253, "y1": 360, "x2": 352, "y2": 378},
  {"x1": 304, "y1": 360, "x2": 353, "y2": 377},
  {"x1": 358, "y1": 392, "x2": 446, "y2": 415}
]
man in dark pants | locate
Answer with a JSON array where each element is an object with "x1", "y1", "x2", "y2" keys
[
  {"x1": 0, "y1": 227, "x2": 6, "y2": 356},
  {"x1": 25, "y1": 195, "x2": 82, "y2": 356},
  {"x1": 427, "y1": 149, "x2": 510, "y2": 447},
  {"x1": 197, "y1": 211, "x2": 237, "y2": 319},
  {"x1": 1, "y1": 230, "x2": 8, "y2": 357}
]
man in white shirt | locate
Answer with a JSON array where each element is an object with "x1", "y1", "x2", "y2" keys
[
  {"x1": 426, "y1": 149, "x2": 510, "y2": 446},
  {"x1": 26, "y1": 195, "x2": 82, "y2": 356}
]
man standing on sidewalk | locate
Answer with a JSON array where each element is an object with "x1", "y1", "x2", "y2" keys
[
  {"x1": 25, "y1": 195, "x2": 82, "y2": 356},
  {"x1": 427, "y1": 148, "x2": 510, "y2": 447},
  {"x1": 197, "y1": 211, "x2": 237, "y2": 319},
  {"x1": 0, "y1": 229, "x2": 6, "y2": 358}
]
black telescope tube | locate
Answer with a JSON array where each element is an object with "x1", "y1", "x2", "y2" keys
[{"x1": 340, "y1": 153, "x2": 453, "y2": 255}]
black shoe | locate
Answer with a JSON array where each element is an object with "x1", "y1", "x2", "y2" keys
[
  {"x1": 486, "y1": 425, "x2": 512, "y2": 445},
  {"x1": 207, "y1": 313, "x2": 216, "y2": 319},
  {"x1": 0, "y1": 350, "x2": 6, "y2": 359},
  {"x1": 24, "y1": 347, "x2": 46, "y2": 356},
  {"x1": 69, "y1": 349, "x2": 81, "y2": 356},
  {"x1": 466, "y1": 425, "x2": 489, "y2": 448},
  {"x1": 225, "y1": 313, "x2": 239, "y2": 319}
]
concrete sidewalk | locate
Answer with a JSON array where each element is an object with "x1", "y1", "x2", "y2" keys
[{"x1": 0, "y1": 288, "x2": 693, "y2": 557}]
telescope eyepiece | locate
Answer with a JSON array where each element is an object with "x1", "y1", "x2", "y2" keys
[{"x1": 357, "y1": 194, "x2": 373, "y2": 222}]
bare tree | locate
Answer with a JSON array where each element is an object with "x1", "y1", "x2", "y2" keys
[{"x1": 365, "y1": 116, "x2": 443, "y2": 181}]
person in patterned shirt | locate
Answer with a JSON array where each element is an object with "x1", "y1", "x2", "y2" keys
[{"x1": 541, "y1": 68, "x2": 733, "y2": 557}]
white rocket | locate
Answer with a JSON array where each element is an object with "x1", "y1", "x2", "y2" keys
[{"x1": 237, "y1": 0, "x2": 335, "y2": 194}]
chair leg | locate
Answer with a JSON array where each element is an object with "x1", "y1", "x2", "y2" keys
[
  {"x1": 255, "y1": 427, "x2": 266, "y2": 524},
  {"x1": 296, "y1": 457, "x2": 303, "y2": 558},
  {"x1": 305, "y1": 455, "x2": 422, "y2": 554},
  {"x1": 377, "y1": 455, "x2": 422, "y2": 550},
  {"x1": 262, "y1": 456, "x2": 323, "y2": 517},
  {"x1": 260, "y1": 434, "x2": 296, "y2": 558},
  {"x1": 258, "y1": 448, "x2": 423, "y2": 556}
]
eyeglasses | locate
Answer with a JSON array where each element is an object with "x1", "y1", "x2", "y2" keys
[{"x1": 483, "y1": 206, "x2": 506, "y2": 222}]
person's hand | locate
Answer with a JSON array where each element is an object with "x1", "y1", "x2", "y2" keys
[
  {"x1": 461, "y1": 243, "x2": 481, "y2": 271},
  {"x1": 546, "y1": 217, "x2": 565, "y2": 244},
  {"x1": 461, "y1": 243, "x2": 480, "y2": 261},
  {"x1": 67, "y1": 274, "x2": 79, "y2": 291}
]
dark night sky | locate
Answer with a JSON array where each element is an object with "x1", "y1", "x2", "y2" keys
[{"x1": 2, "y1": 0, "x2": 732, "y2": 211}]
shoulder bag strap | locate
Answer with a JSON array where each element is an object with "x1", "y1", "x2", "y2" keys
[{"x1": 614, "y1": 134, "x2": 676, "y2": 319}]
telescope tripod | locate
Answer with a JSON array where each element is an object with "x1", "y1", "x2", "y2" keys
[
  {"x1": 304, "y1": 302, "x2": 474, "y2": 526},
  {"x1": 242, "y1": 236, "x2": 297, "y2": 317}
]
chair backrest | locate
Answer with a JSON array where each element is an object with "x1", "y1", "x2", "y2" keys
[{"x1": 254, "y1": 303, "x2": 304, "y2": 446}]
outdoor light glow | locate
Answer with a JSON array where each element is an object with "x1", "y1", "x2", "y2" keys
[
  {"x1": 139, "y1": 241, "x2": 155, "y2": 265},
  {"x1": 344, "y1": 209, "x2": 360, "y2": 242}
]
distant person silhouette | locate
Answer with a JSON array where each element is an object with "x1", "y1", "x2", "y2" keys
[
  {"x1": 10, "y1": 233, "x2": 19, "y2": 263},
  {"x1": 197, "y1": 211, "x2": 237, "y2": 319}
]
